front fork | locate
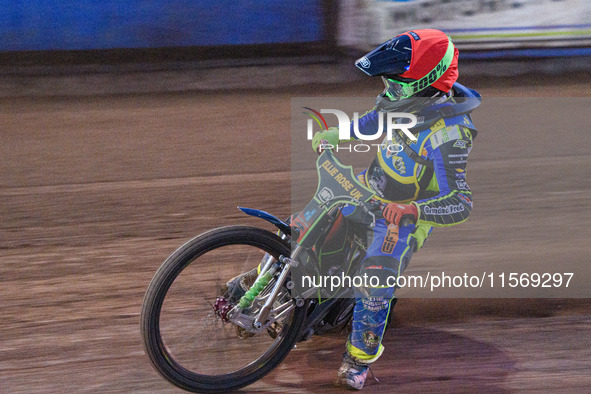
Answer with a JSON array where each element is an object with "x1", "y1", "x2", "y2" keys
[{"x1": 226, "y1": 245, "x2": 304, "y2": 334}]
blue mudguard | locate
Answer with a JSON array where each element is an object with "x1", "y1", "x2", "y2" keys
[{"x1": 238, "y1": 207, "x2": 291, "y2": 236}]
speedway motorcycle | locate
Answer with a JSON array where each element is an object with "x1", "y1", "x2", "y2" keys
[{"x1": 140, "y1": 150, "x2": 408, "y2": 392}]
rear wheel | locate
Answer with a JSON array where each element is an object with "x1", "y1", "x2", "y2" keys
[{"x1": 140, "y1": 226, "x2": 306, "y2": 392}]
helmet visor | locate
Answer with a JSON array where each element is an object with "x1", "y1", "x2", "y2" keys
[{"x1": 355, "y1": 35, "x2": 412, "y2": 76}]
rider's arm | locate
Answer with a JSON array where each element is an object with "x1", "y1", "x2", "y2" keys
[
  {"x1": 411, "y1": 125, "x2": 474, "y2": 227},
  {"x1": 349, "y1": 108, "x2": 381, "y2": 139}
]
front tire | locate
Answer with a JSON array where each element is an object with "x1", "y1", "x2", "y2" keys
[{"x1": 140, "y1": 226, "x2": 306, "y2": 392}]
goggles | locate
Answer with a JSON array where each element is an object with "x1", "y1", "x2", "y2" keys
[{"x1": 381, "y1": 37, "x2": 455, "y2": 101}]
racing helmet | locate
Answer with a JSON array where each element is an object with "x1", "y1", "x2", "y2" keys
[{"x1": 355, "y1": 29, "x2": 459, "y2": 103}]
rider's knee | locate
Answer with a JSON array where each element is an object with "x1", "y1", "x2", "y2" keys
[{"x1": 354, "y1": 256, "x2": 399, "y2": 299}]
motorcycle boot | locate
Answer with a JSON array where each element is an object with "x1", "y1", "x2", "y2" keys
[
  {"x1": 335, "y1": 352, "x2": 370, "y2": 390},
  {"x1": 221, "y1": 268, "x2": 258, "y2": 303}
]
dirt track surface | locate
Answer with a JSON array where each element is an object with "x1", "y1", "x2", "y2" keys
[{"x1": 1, "y1": 74, "x2": 591, "y2": 392}]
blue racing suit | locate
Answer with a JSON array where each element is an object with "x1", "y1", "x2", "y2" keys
[{"x1": 341, "y1": 83, "x2": 480, "y2": 362}]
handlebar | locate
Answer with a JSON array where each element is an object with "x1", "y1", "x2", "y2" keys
[
  {"x1": 319, "y1": 196, "x2": 383, "y2": 229},
  {"x1": 400, "y1": 215, "x2": 416, "y2": 228}
]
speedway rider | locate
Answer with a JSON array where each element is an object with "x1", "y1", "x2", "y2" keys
[{"x1": 311, "y1": 29, "x2": 481, "y2": 390}]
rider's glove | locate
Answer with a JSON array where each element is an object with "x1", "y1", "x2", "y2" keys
[
  {"x1": 382, "y1": 203, "x2": 418, "y2": 226},
  {"x1": 312, "y1": 128, "x2": 340, "y2": 153}
]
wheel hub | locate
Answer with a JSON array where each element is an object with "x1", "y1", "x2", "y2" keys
[{"x1": 213, "y1": 296, "x2": 233, "y2": 322}]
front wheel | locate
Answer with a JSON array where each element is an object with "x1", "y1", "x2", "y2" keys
[{"x1": 140, "y1": 226, "x2": 306, "y2": 392}]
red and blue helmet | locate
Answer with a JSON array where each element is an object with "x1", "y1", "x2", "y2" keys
[{"x1": 356, "y1": 29, "x2": 459, "y2": 101}]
